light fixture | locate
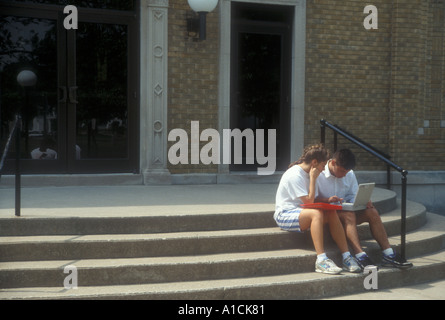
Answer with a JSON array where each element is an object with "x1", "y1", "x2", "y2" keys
[
  {"x1": 17, "y1": 70, "x2": 37, "y2": 87},
  {"x1": 187, "y1": 0, "x2": 218, "y2": 41}
]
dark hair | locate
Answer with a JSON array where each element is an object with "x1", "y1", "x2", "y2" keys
[
  {"x1": 289, "y1": 144, "x2": 330, "y2": 168},
  {"x1": 332, "y1": 149, "x2": 356, "y2": 170}
]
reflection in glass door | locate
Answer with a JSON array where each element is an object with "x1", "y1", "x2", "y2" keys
[
  {"x1": 73, "y1": 23, "x2": 129, "y2": 165},
  {"x1": 0, "y1": 15, "x2": 62, "y2": 173},
  {"x1": 0, "y1": 4, "x2": 138, "y2": 174},
  {"x1": 68, "y1": 16, "x2": 138, "y2": 173}
]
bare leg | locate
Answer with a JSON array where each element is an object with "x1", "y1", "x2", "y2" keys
[
  {"x1": 338, "y1": 211, "x2": 363, "y2": 254},
  {"x1": 339, "y1": 208, "x2": 391, "y2": 254},
  {"x1": 357, "y1": 207, "x2": 391, "y2": 251},
  {"x1": 299, "y1": 209, "x2": 325, "y2": 255},
  {"x1": 325, "y1": 210, "x2": 349, "y2": 253}
]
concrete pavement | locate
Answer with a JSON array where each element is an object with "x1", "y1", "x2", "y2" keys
[
  {"x1": 0, "y1": 184, "x2": 277, "y2": 218},
  {"x1": 325, "y1": 279, "x2": 445, "y2": 300}
]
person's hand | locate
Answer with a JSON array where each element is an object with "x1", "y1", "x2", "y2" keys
[
  {"x1": 366, "y1": 201, "x2": 375, "y2": 209},
  {"x1": 328, "y1": 196, "x2": 344, "y2": 204},
  {"x1": 310, "y1": 167, "x2": 321, "y2": 180}
]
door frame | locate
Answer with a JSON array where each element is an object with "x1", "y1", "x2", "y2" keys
[{"x1": 218, "y1": 0, "x2": 307, "y2": 174}]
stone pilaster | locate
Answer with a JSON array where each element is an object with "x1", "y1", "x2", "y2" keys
[{"x1": 140, "y1": 0, "x2": 172, "y2": 184}]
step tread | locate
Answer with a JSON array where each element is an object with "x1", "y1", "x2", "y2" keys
[
  {"x1": 0, "y1": 227, "x2": 285, "y2": 243},
  {"x1": 0, "y1": 200, "x2": 425, "y2": 244},
  {"x1": 390, "y1": 212, "x2": 445, "y2": 242},
  {"x1": 0, "y1": 202, "x2": 429, "y2": 262},
  {"x1": 1, "y1": 213, "x2": 443, "y2": 275},
  {"x1": 0, "y1": 187, "x2": 397, "y2": 236},
  {"x1": 1, "y1": 250, "x2": 444, "y2": 300},
  {"x1": 0, "y1": 248, "x2": 314, "y2": 271}
]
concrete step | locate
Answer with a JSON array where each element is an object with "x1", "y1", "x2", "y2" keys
[
  {"x1": 0, "y1": 188, "x2": 397, "y2": 236},
  {"x1": 0, "y1": 228, "x2": 308, "y2": 262},
  {"x1": 358, "y1": 199, "x2": 426, "y2": 240},
  {"x1": 1, "y1": 184, "x2": 442, "y2": 300},
  {"x1": 0, "y1": 212, "x2": 275, "y2": 237},
  {"x1": 0, "y1": 212, "x2": 443, "y2": 293},
  {"x1": 0, "y1": 200, "x2": 424, "y2": 263},
  {"x1": 1, "y1": 249, "x2": 444, "y2": 300},
  {"x1": 0, "y1": 249, "x2": 314, "y2": 289}
]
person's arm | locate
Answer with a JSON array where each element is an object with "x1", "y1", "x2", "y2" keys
[
  {"x1": 300, "y1": 167, "x2": 319, "y2": 204},
  {"x1": 344, "y1": 172, "x2": 359, "y2": 203}
]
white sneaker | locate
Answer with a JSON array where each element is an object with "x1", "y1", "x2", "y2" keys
[
  {"x1": 315, "y1": 258, "x2": 342, "y2": 275},
  {"x1": 343, "y1": 255, "x2": 362, "y2": 273}
]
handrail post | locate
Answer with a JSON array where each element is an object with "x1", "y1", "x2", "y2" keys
[
  {"x1": 401, "y1": 170, "x2": 408, "y2": 262},
  {"x1": 15, "y1": 115, "x2": 21, "y2": 217}
]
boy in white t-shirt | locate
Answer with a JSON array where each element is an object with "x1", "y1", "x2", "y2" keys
[
  {"x1": 274, "y1": 145, "x2": 361, "y2": 274},
  {"x1": 316, "y1": 149, "x2": 413, "y2": 269}
]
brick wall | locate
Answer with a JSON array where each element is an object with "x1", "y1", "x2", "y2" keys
[
  {"x1": 307, "y1": 0, "x2": 445, "y2": 171},
  {"x1": 413, "y1": 0, "x2": 445, "y2": 169},
  {"x1": 305, "y1": 0, "x2": 392, "y2": 170},
  {"x1": 167, "y1": 0, "x2": 220, "y2": 174},
  {"x1": 166, "y1": 0, "x2": 445, "y2": 173}
]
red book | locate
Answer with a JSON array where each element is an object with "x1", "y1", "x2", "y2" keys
[{"x1": 299, "y1": 203, "x2": 343, "y2": 210}]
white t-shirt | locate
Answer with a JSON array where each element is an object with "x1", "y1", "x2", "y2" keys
[
  {"x1": 316, "y1": 160, "x2": 358, "y2": 203},
  {"x1": 274, "y1": 165, "x2": 318, "y2": 219}
]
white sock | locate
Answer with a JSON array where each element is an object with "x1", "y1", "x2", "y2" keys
[
  {"x1": 342, "y1": 251, "x2": 352, "y2": 260},
  {"x1": 317, "y1": 253, "x2": 328, "y2": 262},
  {"x1": 356, "y1": 252, "x2": 367, "y2": 259},
  {"x1": 383, "y1": 248, "x2": 394, "y2": 257}
]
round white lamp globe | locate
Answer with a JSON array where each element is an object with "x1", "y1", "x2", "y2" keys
[{"x1": 187, "y1": 0, "x2": 218, "y2": 13}]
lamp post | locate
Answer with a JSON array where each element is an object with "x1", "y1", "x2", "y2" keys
[
  {"x1": 15, "y1": 70, "x2": 36, "y2": 217},
  {"x1": 17, "y1": 70, "x2": 37, "y2": 157},
  {"x1": 187, "y1": 0, "x2": 218, "y2": 41}
]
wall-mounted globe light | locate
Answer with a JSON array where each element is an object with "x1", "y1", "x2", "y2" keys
[{"x1": 187, "y1": 0, "x2": 218, "y2": 41}]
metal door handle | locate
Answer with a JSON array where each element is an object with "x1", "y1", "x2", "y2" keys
[
  {"x1": 69, "y1": 86, "x2": 78, "y2": 104},
  {"x1": 58, "y1": 86, "x2": 67, "y2": 103}
]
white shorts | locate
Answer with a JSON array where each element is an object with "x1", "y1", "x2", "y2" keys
[{"x1": 275, "y1": 207, "x2": 304, "y2": 233}]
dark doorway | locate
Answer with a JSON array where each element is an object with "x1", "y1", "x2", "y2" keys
[
  {"x1": 0, "y1": 1, "x2": 139, "y2": 174},
  {"x1": 230, "y1": 3, "x2": 293, "y2": 172}
]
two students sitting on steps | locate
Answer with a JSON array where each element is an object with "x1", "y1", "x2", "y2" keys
[{"x1": 274, "y1": 144, "x2": 412, "y2": 275}]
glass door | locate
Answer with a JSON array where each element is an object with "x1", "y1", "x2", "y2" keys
[
  {"x1": 67, "y1": 16, "x2": 139, "y2": 173},
  {"x1": 0, "y1": 9, "x2": 64, "y2": 173},
  {"x1": 230, "y1": 3, "x2": 293, "y2": 172},
  {"x1": 0, "y1": 2, "x2": 139, "y2": 174}
]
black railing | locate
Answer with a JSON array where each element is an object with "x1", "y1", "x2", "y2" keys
[
  {"x1": 320, "y1": 119, "x2": 409, "y2": 263},
  {"x1": 0, "y1": 115, "x2": 22, "y2": 217}
]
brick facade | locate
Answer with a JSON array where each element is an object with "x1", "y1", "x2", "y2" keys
[
  {"x1": 168, "y1": 0, "x2": 220, "y2": 174},
  {"x1": 167, "y1": 0, "x2": 445, "y2": 173}
]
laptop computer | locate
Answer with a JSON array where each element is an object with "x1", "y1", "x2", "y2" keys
[{"x1": 341, "y1": 183, "x2": 375, "y2": 211}]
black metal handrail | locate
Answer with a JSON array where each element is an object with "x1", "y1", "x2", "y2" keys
[
  {"x1": 331, "y1": 123, "x2": 393, "y2": 189},
  {"x1": 0, "y1": 115, "x2": 22, "y2": 217},
  {"x1": 320, "y1": 119, "x2": 409, "y2": 263}
]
